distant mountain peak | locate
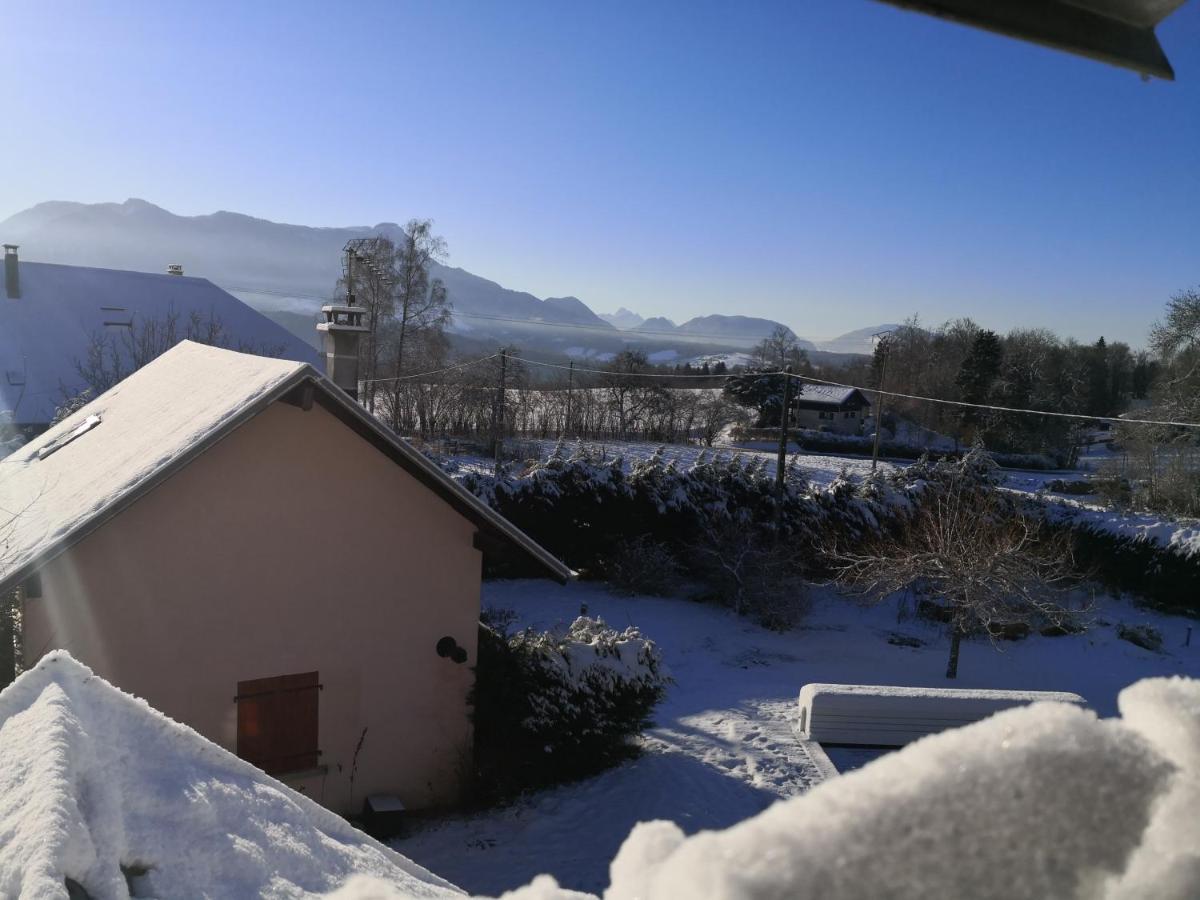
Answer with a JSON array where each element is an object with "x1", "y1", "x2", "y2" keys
[
  {"x1": 599, "y1": 307, "x2": 645, "y2": 330},
  {"x1": 0, "y1": 198, "x2": 876, "y2": 362}
]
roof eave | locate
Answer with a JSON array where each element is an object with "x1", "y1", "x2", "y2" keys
[{"x1": 874, "y1": 0, "x2": 1179, "y2": 80}]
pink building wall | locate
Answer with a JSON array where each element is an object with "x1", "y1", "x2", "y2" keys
[{"x1": 23, "y1": 399, "x2": 482, "y2": 814}]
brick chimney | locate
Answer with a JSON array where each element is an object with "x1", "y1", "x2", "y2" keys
[{"x1": 4, "y1": 245, "x2": 18, "y2": 299}]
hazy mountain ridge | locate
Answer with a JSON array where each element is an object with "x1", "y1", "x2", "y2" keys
[{"x1": 0, "y1": 199, "x2": 874, "y2": 363}]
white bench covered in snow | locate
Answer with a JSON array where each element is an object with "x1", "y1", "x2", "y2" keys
[{"x1": 797, "y1": 683, "x2": 1086, "y2": 748}]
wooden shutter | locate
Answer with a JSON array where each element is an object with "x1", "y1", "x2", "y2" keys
[{"x1": 235, "y1": 671, "x2": 320, "y2": 775}]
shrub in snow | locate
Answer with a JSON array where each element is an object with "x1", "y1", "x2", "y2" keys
[
  {"x1": 470, "y1": 616, "x2": 669, "y2": 802},
  {"x1": 1050, "y1": 519, "x2": 1200, "y2": 616},
  {"x1": 1117, "y1": 622, "x2": 1164, "y2": 652},
  {"x1": 607, "y1": 536, "x2": 681, "y2": 597},
  {"x1": 685, "y1": 522, "x2": 810, "y2": 630}
]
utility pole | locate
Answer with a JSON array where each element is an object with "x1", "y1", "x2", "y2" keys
[
  {"x1": 566, "y1": 360, "x2": 575, "y2": 439},
  {"x1": 493, "y1": 349, "x2": 507, "y2": 478},
  {"x1": 871, "y1": 331, "x2": 892, "y2": 474},
  {"x1": 776, "y1": 365, "x2": 793, "y2": 495}
]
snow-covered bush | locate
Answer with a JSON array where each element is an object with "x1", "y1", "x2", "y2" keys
[
  {"x1": 470, "y1": 616, "x2": 669, "y2": 801},
  {"x1": 1047, "y1": 516, "x2": 1200, "y2": 616},
  {"x1": 1118, "y1": 622, "x2": 1164, "y2": 652},
  {"x1": 607, "y1": 536, "x2": 681, "y2": 597}
]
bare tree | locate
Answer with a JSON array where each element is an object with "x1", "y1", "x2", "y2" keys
[
  {"x1": 379, "y1": 220, "x2": 452, "y2": 430},
  {"x1": 830, "y1": 463, "x2": 1083, "y2": 678},
  {"x1": 687, "y1": 520, "x2": 809, "y2": 630},
  {"x1": 602, "y1": 350, "x2": 668, "y2": 441},
  {"x1": 696, "y1": 393, "x2": 749, "y2": 446},
  {"x1": 755, "y1": 324, "x2": 810, "y2": 372},
  {"x1": 69, "y1": 307, "x2": 287, "y2": 398}
]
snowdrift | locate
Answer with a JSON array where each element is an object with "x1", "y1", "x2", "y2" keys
[
  {"x1": 3, "y1": 652, "x2": 1195, "y2": 899},
  {"x1": 346, "y1": 677, "x2": 1200, "y2": 900},
  {"x1": 0, "y1": 652, "x2": 459, "y2": 899}
]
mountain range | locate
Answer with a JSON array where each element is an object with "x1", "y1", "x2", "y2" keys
[{"x1": 0, "y1": 199, "x2": 885, "y2": 363}]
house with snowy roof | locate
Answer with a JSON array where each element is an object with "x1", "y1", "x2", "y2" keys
[
  {"x1": 793, "y1": 384, "x2": 871, "y2": 435},
  {"x1": 0, "y1": 651, "x2": 461, "y2": 898},
  {"x1": 0, "y1": 245, "x2": 321, "y2": 434},
  {"x1": 0, "y1": 340, "x2": 570, "y2": 816}
]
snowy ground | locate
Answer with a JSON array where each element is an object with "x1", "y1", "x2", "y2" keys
[{"x1": 394, "y1": 579, "x2": 1200, "y2": 896}]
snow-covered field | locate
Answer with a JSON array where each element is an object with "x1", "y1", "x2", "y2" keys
[{"x1": 394, "y1": 579, "x2": 1200, "y2": 896}]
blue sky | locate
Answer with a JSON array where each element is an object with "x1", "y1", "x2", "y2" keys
[{"x1": 2, "y1": 0, "x2": 1198, "y2": 345}]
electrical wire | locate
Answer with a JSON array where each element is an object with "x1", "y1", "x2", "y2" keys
[
  {"x1": 246, "y1": 283, "x2": 1197, "y2": 430},
  {"x1": 359, "y1": 353, "x2": 500, "y2": 385},
  {"x1": 781, "y1": 370, "x2": 1200, "y2": 431},
  {"x1": 504, "y1": 355, "x2": 1200, "y2": 430},
  {"x1": 361, "y1": 349, "x2": 1200, "y2": 430},
  {"x1": 503, "y1": 354, "x2": 735, "y2": 379}
]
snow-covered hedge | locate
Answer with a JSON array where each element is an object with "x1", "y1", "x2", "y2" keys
[
  {"x1": 459, "y1": 442, "x2": 1200, "y2": 618},
  {"x1": 458, "y1": 441, "x2": 910, "y2": 578},
  {"x1": 470, "y1": 615, "x2": 670, "y2": 801}
]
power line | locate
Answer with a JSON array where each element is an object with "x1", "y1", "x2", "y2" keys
[
  {"x1": 506, "y1": 355, "x2": 1200, "y2": 430},
  {"x1": 236, "y1": 281, "x2": 1196, "y2": 430},
  {"x1": 505, "y1": 354, "x2": 732, "y2": 379},
  {"x1": 784, "y1": 370, "x2": 1200, "y2": 431},
  {"x1": 360, "y1": 353, "x2": 499, "y2": 385},
  {"x1": 344, "y1": 346, "x2": 1200, "y2": 430}
]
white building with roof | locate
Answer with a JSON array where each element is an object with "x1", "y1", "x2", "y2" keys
[
  {"x1": 793, "y1": 384, "x2": 872, "y2": 435},
  {"x1": 0, "y1": 340, "x2": 569, "y2": 816},
  {"x1": 0, "y1": 245, "x2": 321, "y2": 433}
]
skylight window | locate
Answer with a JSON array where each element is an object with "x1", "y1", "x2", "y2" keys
[{"x1": 37, "y1": 414, "x2": 102, "y2": 461}]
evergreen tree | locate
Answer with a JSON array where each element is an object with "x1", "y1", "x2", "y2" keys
[{"x1": 955, "y1": 330, "x2": 1003, "y2": 437}]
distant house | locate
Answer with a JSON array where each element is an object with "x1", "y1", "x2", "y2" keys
[
  {"x1": 793, "y1": 384, "x2": 872, "y2": 435},
  {"x1": 0, "y1": 245, "x2": 321, "y2": 434},
  {"x1": 0, "y1": 341, "x2": 570, "y2": 815}
]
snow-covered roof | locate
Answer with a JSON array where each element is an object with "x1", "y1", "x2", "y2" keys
[
  {"x1": 0, "y1": 341, "x2": 571, "y2": 592},
  {"x1": 0, "y1": 651, "x2": 460, "y2": 899},
  {"x1": 0, "y1": 259, "x2": 322, "y2": 427},
  {"x1": 795, "y1": 384, "x2": 869, "y2": 407}
]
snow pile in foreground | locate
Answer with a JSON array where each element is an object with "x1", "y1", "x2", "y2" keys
[
  {"x1": 0, "y1": 652, "x2": 458, "y2": 900},
  {"x1": 340, "y1": 678, "x2": 1199, "y2": 900}
]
